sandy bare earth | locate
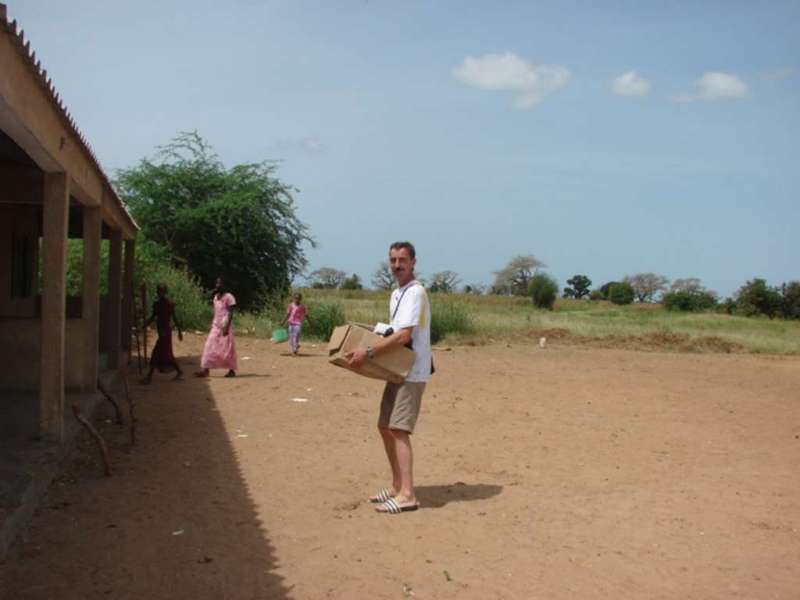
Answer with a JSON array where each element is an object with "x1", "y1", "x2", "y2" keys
[{"x1": 1, "y1": 333, "x2": 799, "y2": 600}]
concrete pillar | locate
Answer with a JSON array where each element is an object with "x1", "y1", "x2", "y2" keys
[
  {"x1": 107, "y1": 229, "x2": 122, "y2": 369},
  {"x1": 80, "y1": 207, "x2": 102, "y2": 391},
  {"x1": 39, "y1": 173, "x2": 69, "y2": 442},
  {"x1": 122, "y1": 239, "x2": 136, "y2": 361}
]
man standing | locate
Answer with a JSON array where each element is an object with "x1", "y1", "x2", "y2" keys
[{"x1": 348, "y1": 241, "x2": 432, "y2": 514}]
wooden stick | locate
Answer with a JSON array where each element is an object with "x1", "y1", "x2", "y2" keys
[
  {"x1": 140, "y1": 282, "x2": 148, "y2": 365},
  {"x1": 71, "y1": 403, "x2": 112, "y2": 476},
  {"x1": 123, "y1": 369, "x2": 136, "y2": 446},
  {"x1": 97, "y1": 379, "x2": 123, "y2": 426}
]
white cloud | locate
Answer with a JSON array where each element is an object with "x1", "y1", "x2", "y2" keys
[
  {"x1": 452, "y1": 52, "x2": 570, "y2": 109},
  {"x1": 612, "y1": 71, "x2": 650, "y2": 96},
  {"x1": 674, "y1": 71, "x2": 749, "y2": 102}
]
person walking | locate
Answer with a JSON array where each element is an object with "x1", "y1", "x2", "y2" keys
[
  {"x1": 347, "y1": 241, "x2": 432, "y2": 514},
  {"x1": 280, "y1": 293, "x2": 308, "y2": 355},
  {"x1": 195, "y1": 277, "x2": 238, "y2": 378},
  {"x1": 142, "y1": 283, "x2": 183, "y2": 383}
]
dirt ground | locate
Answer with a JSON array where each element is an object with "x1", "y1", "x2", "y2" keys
[{"x1": 1, "y1": 332, "x2": 799, "y2": 600}]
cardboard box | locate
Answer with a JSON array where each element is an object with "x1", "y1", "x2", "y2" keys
[{"x1": 328, "y1": 323, "x2": 415, "y2": 384}]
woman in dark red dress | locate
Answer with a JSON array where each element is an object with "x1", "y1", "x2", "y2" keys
[{"x1": 142, "y1": 284, "x2": 184, "y2": 383}]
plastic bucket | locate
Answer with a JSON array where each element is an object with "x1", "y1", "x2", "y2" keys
[{"x1": 271, "y1": 328, "x2": 288, "y2": 343}]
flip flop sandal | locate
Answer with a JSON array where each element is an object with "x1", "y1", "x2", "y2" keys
[
  {"x1": 376, "y1": 498, "x2": 419, "y2": 514},
  {"x1": 369, "y1": 488, "x2": 394, "y2": 503}
]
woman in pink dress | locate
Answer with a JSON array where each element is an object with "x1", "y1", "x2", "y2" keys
[{"x1": 195, "y1": 277, "x2": 238, "y2": 378}]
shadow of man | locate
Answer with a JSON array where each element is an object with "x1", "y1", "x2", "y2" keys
[{"x1": 415, "y1": 482, "x2": 504, "y2": 509}]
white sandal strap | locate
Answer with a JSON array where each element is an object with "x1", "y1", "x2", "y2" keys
[{"x1": 383, "y1": 498, "x2": 400, "y2": 514}]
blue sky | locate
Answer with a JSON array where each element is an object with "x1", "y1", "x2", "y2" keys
[{"x1": 9, "y1": 0, "x2": 799, "y2": 296}]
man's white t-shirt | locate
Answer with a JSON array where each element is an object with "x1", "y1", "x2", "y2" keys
[{"x1": 389, "y1": 279, "x2": 432, "y2": 383}]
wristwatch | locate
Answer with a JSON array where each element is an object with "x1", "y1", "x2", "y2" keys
[{"x1": 366, "y1": 346, "x2": 375, "y2": 359}]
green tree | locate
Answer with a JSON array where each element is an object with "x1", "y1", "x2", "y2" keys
[
  {"x1": 308, "y1": 267, "x2": 346, "y2": 289},
  {"x1": 116, "y1": 132, "x2": 313, "y2": 309},
  {"x1": 463, "y1": 283, "x2": 487, "y2": 295},
  {"x1": 529, "y1": 273, "x2": 558, "y2": 310},
  {"x1": 736, "y1": 278, "x2": 783, "y2": 318},
  {"x1": 596, "y1": 281, "x2": 621, "y2": 300},
  {"x1": 663, "y1": 289, "x2": 718, "y2": 312},
  {"x1": 781, "y1": 281, "x2": 800, "y2": 320},
  {"x1": 662, "y1": 279, "x2": 718, "y2": 312},
  {"x1": 719, "y1": 297, "x2": 737, "y2": 315},
  {"x1": 608, "y1": 281, "x2": 635, "y2": 305},
  {"x1": 429, "y1": 270, "x2": 461, "y2": 293},
  {"x1": 493, "y1": 255, "x2": 546, "y2": 296},
  {"x1": 563, "y1": 274, "x2": 592, "y2": 299},
  {"x1": 340, "y1": 273, "x2": 363, "y2": 290}
]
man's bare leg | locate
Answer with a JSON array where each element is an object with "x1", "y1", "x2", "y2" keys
[
  {"x1": 376, "y1": 429, "x2": 418, "y2": 510},
  {"x1": 377, "y1": 426, "x2": 400, "y2": 497}
]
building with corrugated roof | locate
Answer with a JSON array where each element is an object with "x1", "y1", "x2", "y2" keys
[{"x1": 0, "y1": 2, "x2": 138, "y2": 443}]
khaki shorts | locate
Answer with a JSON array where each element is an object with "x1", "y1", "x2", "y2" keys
[{"x1": 378, "y1": 381, "x2": 426, "y2": 433}]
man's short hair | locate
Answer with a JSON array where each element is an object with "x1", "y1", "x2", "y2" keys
[{"x1": 389, "y1": 241, "x2": 416, "y2": 259}]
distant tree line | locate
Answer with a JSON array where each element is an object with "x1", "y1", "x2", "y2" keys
[{"x1": 307, "y1": 253, "x2": 799, "y2": 322}]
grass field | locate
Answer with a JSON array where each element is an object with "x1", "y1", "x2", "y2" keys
[{"x1": 237, "y1": 288, "x2": 800, "y2": 355}]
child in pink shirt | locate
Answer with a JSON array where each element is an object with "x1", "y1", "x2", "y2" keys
[{"x1": 281, "y1": 293, "x2": 308, "y2": 355}]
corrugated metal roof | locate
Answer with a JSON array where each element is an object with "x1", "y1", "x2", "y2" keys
[{"x1": 0, "y1": 3, "x2": 138, "y2": 232}]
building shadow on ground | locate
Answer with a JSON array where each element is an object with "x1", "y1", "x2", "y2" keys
[
  {"x1": 0, "y1": 353, "x2": 290, "y2": 599},
  {"x1": 416, "y1": 483, "x2": 504, "y2": 509}
]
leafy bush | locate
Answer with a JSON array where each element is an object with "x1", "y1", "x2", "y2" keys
[
  {"x1": 718, "y1": 297, "x2": 737, "y2": 315},
  {"x1": 430, "y1": 298, "x2": 474, "y2": 343},
  {"x1": 64, "y1": 239, "x2": 103, "y2": 296},
  {"x1": 340, "y1": 273, "x2": 363, "y2": 290},
  {"x1": 663, "y1": 290, "x2": 718, "y2": 312},
  {"x1": 137, "y1": 262, "x2": 212, "y2": 331},
  {"x1": 736, "y1": 278, "x2": 783, "y2": 318},
  {"x1": 608, "y1": 281, "x2": 635, "y2": 305},
  {"x1": 597, "y1": 281, "x2": 621, "y2": 300},
  {"x1": 781, "y1": 281, "x2": 800, "y2": 320},
  {"x1": 63, "y1": 236, "x2": 210, "y2": 329},
  {"x1": 304, "y1": 299, "x2": 346, "y2": 340},
  {"x1": 528, "y1": 273, "x2": 558, "y2": 310}
]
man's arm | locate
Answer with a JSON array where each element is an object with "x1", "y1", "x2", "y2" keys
[{"x1": 346, "y1": 326, "x2": 412, "y2": 368}]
